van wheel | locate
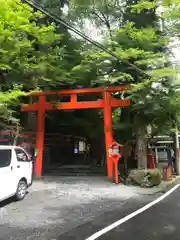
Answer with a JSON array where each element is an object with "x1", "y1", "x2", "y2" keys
[{"x1": 15, "y1": 180, "x2": 27, "y2": 201}]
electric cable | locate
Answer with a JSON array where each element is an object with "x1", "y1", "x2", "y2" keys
[{"x1": 21, "y1": 0, "x2": 151, "y2": 78}]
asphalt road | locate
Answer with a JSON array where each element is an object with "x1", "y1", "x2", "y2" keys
[
  {"x1": 83, "y1": 185, "x2": 180, "y2": 240},
  {"x1": 0, "y1": 177, "x2": 155, "y2": 240},
  {"x1": 57, "y1": 194, "x2": 154, "y2": 240}
]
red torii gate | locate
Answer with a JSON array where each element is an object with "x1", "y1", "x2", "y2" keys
[{"x1": 21, "y1": 85, "x2": 130, "y2": 179}]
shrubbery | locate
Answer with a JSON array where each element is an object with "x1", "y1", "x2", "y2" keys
[{"x1": 127, "y1": 169, "x2": 161, "y2": 188}]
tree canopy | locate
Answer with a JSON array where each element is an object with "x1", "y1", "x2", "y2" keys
[
  {"x1": 0, "y1": 0, "x2": 82, "y2": 125},
  {"x1": 1, "y1": 0, "x2": 180, "y2": 168},
  {"x1": 65, "y1": 0, "x2": 180, "y2": 167}
]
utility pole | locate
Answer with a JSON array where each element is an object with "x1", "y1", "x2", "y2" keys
[
  {"x1": 175, "y1": 124, "x2": 180, "y2": 175},
  {"x1": 158, "y1": 6, "x2": 180, "y2": 174}
]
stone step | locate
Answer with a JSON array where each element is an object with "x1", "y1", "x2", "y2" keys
[
  {"x1": 43, "y1": 165, "x2": 105, "y2": 176},
  {"x1": 44, "y1": 172, "x2": 101, "y2": 176}
]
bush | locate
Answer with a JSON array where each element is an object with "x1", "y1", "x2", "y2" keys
[{"x1": 127, "y1": 168, "x2": 161, "y2": 188}]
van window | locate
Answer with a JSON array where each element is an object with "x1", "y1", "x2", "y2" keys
[
  {"x1": 0, "y1": 149, "x2": 11, "y2": 168},
  {"x1": 15, "y1": 149, "x2": 28, "y2": 162}
]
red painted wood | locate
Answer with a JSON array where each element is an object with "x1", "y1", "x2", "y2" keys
[
  {"x1": 103, "y1": 91, "x2": 113, "y2": 179},
  {"x1": 21, "y1": 102, "x2": 38, "y2": 111},
  {"x1": 21, "y1": 98, "x2": 130, "y2": 111},
  {"x1": 71, "y1": 94, "x2": 77, "y2": 104},
  {"x1": 27, "y1": 85, "x2": 130, "y2": 96},
  {"x1": 111, "y1": 98, "x2": 130, "y2": 108},
  {"x1": 35, "y1": 96, "x2": 45, "y2": 177},
  {"x1": 56, "y1": 99, "x2": 104, "y2": 110},
  {"x1": 114, "y1": 163, "x2": 118, "y2": 184},
  {"x1": 21, "y1": 86, "x2": 130, "y2": 178}
]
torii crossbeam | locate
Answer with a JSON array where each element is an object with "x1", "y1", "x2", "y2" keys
[{"x1": 21, "y1": 85, "x2": 130, "y2": 179}]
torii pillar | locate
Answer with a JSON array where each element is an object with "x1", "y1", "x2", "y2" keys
[
  {"x1": 35, "y1": 96, "x2": 46, "y2": 177},
  {"x1": 21, "y1": 85, "x2": 130, "y2": 179},
  {"x1": 104, "y1": 91, "x2": 113, "y2": 178}
]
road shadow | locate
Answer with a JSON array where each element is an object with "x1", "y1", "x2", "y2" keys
[
  {"x1": 0, "y1": 191, "x2": 29, "y2": 208},
  {"x1": 0, "y1": 196, "x2": 14, "y2": 208}
]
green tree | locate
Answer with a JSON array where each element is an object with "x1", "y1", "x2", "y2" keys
[
  {"x1": 29, "y1": 0, "x2": 103, "y2": 137},
  {"x1": 67, "y1": 0, "x2": 179, "y2": 168},
  {"x1": 0, "y1": 0, "x2": 53, "y2": 122},
  {"x1": 0, "y1": 0, "x2": 82, "y2": 128}
]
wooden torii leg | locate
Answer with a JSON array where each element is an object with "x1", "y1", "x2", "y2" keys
[
  {"x1": 35, "y1": 96, "x2": 45, "y2": 177},
  {"x1": 104, "y1": 91, "x2": 113, "y2": 178}
]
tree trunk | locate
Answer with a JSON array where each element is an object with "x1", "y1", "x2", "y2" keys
[
  {"x1": 136, "y1": 125, "x2": 147, "y2": 169},
  {"x1": 12, "y1": 126, "x2": 20, "y2": 145},
  {"x1": 27, "y1": 97, "x2": 36, "y2": 131}
]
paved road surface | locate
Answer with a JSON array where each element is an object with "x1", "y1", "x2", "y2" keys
[
  {"x1": 57, "y1": 194, "x2": 154, "y2": 240},
  {"x1": 78, "y1": 185, "x2": 180, "y2": 240},
  {"x1": 0, "y1": 177, "x2": 155, "y2": 240}
]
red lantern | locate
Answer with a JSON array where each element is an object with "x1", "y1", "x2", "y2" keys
[{"x1": 108, "y1": 142, "x2": 123, "y2": 184}]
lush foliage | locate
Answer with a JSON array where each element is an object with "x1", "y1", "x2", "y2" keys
[
  {"x1": 1, "y1": 0, "x2": 180, "y2": 168},
  {"x1": 0, "y1": 0, "x2": 81, "y2": 126},
  {"x1": 67, "y1": 0, "x2": 180, "y2": 167}
]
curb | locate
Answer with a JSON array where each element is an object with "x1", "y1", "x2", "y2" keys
[{"x1": 159, "y1": 176, "x2": 180, "y2": 193}]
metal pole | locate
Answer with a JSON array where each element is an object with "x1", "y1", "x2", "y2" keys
[{"x1": 175, "y1": 125, "x2": 180, "y2": 175}]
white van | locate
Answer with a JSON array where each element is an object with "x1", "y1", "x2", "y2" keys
[{"x1": 0, "y1": 145, "x2": 33, "y2": 202}]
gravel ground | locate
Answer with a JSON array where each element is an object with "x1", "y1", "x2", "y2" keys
[{"x1": 0, "y1": 176, "x2": 157, "y2": 240}]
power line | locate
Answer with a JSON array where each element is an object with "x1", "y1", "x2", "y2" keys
[{"x1": 21, "y1": 0, "x2": 150, "y2": 78}]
